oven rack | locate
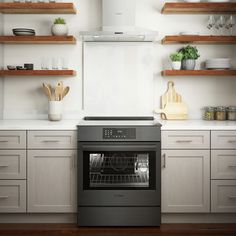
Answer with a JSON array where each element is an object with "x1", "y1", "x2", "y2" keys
[{"x1": 90, "y1": 173, "x2": 149, "y2": 187}]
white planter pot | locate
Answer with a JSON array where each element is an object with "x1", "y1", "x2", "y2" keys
[
  {"x1": 171, "y1": 61, "x2": 181, "y2": 70},
  {"x1": 51, "y1": 24, "x2": 68, "y2": 36},
  {"x1": 48, "y1": 101, "x2": 63, "y2": 121}
]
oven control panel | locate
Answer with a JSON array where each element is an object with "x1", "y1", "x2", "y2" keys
[{"x1": 103, "y1": 128, "x2": 136, "y2": 139}]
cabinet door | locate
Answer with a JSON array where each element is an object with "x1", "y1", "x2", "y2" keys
[
  {"x1": 0, "y1": 180, "x2": 26, "y2": 213},
  {"x1": 162, "y1": 150, "x2": 210, "y2": 213},
  {"x1": 27, "y1": 150, "x2": 77, "y2": 213},
  {"x1": 211, "y1": 180, "x2": 236, "y2": 213}
]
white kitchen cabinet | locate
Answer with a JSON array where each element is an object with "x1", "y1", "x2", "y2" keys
[
  {"x1": 0, "y1": 150, "x2": 26, "y2": 180},
  {"x1": 161, "y1": 150, "x2": 210, "y2": 213},
  {"x1": 162, "y1": 131, "x2": 210, "y2": 150},
  {"x1": 0, "y1": 180, "x2": 26, "y2": 213},
  {"x1": 211, "y1": 180, "x2": 236, "y2": 213},
  {"x1": 27, "y1": 150, "x2": 77, "y2": 213},
  {"x1": 27, "y1": 131, "x2": 76, "y2": 150},
  {"x1": 211, "y1": 131, "x2": 236, "y2": 149},
  {"x1": 0, "y1": 131, "x2": 26, "y2": 149},
  {"x1": 211, "y1": 150, "x2": 236, "y2": 180}
]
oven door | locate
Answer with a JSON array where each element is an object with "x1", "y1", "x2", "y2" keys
[{"x1": 78, "y1": 142, "x2": 160, "y2": 206}]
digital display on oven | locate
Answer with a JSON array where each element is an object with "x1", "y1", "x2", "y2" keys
[{"x1": 103, "y1": 128, "x2": 136, "y2": 139}]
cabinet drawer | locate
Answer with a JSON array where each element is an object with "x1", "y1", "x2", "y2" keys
[
  {"x1": 162, "y1": 131, "x2": 210, "y2": 149},
  {"x1": 211, "y1": 180, "x2": 236, "y2": 213},
  {"x1": 0, "y1": 150, "x2": 26, "y2": 179},
  {"x1": 211, "y1": 131, "x2": 236, "y2": 149},
  {"x1": 0, "y1": 131, "x2": 26, "y2": 149},
  {"x1": 28, "y1": 131, "x2": 77, "y2": 149},
  {"x1": 0, "y1": 180, "x2": 26, "y2": 213},
  {"x1": 211, "y1": 150, "x2": 236, "y2": 180}
]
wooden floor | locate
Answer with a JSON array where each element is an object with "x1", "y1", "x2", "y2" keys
[{"x1": 0, "y1": 224, "x2": 236, "y2": 236}]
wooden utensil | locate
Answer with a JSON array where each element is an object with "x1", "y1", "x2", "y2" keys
[
  {"x1": 56, "y1": 81, "x2": 64, "y2": 101},
  {"x1": 62, "y1": 86, "x2": 70, "y2": 99},
  {"x1": 161, "y1": 81, "x2": 183, "y2": 119},
  {"x1": 42, "y1": 83, "x2": 52, "y2": 101},
  {"x1": 156, "y1": 102, "x2": 188, "y2": 120}
]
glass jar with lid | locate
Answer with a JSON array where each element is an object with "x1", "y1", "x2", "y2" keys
[
  {"x1": 227, "y1": 106, "x2": 236, "y2": 121},
  {"x1": 215, "y1": 106, "x2": 227, "y2": 121},
  {"x1": 203, "y1": 106, "x2": 215, "y2": 120}
]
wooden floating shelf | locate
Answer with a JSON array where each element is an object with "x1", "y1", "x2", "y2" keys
[
  {"x1": 162, "y1": 70, "x2": 236, "y2": 77},
  {"x1": 0, "y1": 70, "x2": 77, "y2": 77},
  {"x1": 0, "y1": 2, "x2": 76, "y2": 14},
  {"x1": 0, "y1": 36, "x2": 76, "y2": 44},
  {"x1": 162, "y1": 2, "x2": 236, "y2": 14},
  {"x1": 162, "y1": 35, "x2": 236, "y2": 45}
]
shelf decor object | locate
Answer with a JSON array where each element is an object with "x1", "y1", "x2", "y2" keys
[
  {"x1": 0, "y1": 36, "x2": 76, "y2": 44},
  {"x1": 162, "y1": 36, "x2": 236, "y2": 45},
  {"x1": 162, "y1": 70, "x2": 236, "y2": 77},
  {"x1": 0, "y1": 2, "x2": 77, "y2": 14},
  {"x1": 162, "y1": 2, "x2": 236, "y2": 14},
  {"x1": 0, "y1": 70, "x2": 77, "y2": 77}
]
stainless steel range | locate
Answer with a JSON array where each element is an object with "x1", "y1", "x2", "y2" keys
[{"x1": 77, "y1": 117, "x2": 161, "y2": 226}]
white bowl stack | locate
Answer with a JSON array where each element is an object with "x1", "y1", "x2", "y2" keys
[{"x1": 205, "y1": 58, "x2": 231, "y2": 70}]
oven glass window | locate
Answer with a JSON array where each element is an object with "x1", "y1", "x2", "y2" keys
[{"x1": 84, "y1": 151, "x2": 156, "y2": 190}]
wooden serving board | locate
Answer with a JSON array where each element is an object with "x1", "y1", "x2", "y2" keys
[
  {"x1": 161, "y1": 81, "x2": 182, "y2": 119},
  {"x1": 158, "y1": 103, "x2": 188, "y2": 120}
]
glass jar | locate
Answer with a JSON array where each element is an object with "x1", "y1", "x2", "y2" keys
[
  {"x1": 227, "y1": 106, "x2": 236, "y2": 121},
  {"x1": 215, "y1": 106, "x2": 227, "y2": 121},
  {"x1": 203, "y1": 106, "x2": 215, "y2": 120}
]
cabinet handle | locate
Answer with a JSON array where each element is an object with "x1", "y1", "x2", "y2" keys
[
  {"x1": 228, "y1": 140, "x2": 236, "y2": 143},
  {"x1": 0, "y1": 164, "x2": 9, "y2": 168},
  {"x1": 228, "y1": 196, "x2": 236, "y2": 200},
  {"x1": 176, "y1": 140, "x2": 193, "y2": 143},
  {"x1": 0, "y1": 140, "x2": 8, "y2": 143},
  {"x1": 0, "y1": 196, "x2": 9, "y2": 199},
  {"x1": 228, "y1": 165, "x2": 236, "y2": 168},
  {"x1": 42, "y1": 140, "x2": 59, "y2": 143},
  {"x1": 162, "y1": 154, "x2": 166, "y2": 168}
]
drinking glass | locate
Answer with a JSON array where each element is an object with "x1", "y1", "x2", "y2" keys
[
  {"x1": 207, "y1": 15, "x2": 215, "y2": 30},
  {"x1": 216, "y1": 16, "x2": 225, "y2": 35},
  {"x1": 226, "y1": 15, "x2": 235, "y2": 36},
  {"x1": 41, "y1": 57, "x2": 50, "y2": 70},
  {"x1": 61, "y1": 57, "x2": 69, "y2": 70},
  {"x1": 52, "y1": 57, "x2": 60, "y2": 70}
]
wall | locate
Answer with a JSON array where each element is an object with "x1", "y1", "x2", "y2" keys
[
  {"x1": 1, "y1": 0, "x2": 236, "y2": 120},
  {"x1": 0, "y1": 10, "x2": 3, "y2": 119}
]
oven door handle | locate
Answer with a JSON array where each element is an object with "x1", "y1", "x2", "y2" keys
[{"x1": 80, "y1": 145, "x2": 158, "y2": 152}]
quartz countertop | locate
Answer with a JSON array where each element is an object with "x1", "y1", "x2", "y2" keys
[{"x1": 0, "y1": 119, "x2": 235, "y2": 130}]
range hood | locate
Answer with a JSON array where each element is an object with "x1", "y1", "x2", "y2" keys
[{"x1": 80, "y1": 0, "x2": 158, "y2": 42}]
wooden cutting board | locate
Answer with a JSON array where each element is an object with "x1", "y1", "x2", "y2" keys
[
  {"x1": 161, "y1": 81, "x2": 183, "y2": 119},
  {"x1": 158, "y1": 102, "x2": 188, "y2": 120}
]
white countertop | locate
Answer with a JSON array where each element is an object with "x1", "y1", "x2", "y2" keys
[{"x1": 0, "y1": 119, "x2": 235, "y2": 130}]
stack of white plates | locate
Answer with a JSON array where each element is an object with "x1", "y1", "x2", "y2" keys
[{"x1": 205, "y1": 58, "x2": 231, "y2": 70}]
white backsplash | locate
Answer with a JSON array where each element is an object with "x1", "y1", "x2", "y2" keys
[{"x1": 1, "y1": 0, "x2": 236, "y2": 120}]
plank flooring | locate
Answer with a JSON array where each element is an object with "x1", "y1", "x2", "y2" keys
[{"x1": 0, "y1": 224, "x2": 236, "y2": 236}]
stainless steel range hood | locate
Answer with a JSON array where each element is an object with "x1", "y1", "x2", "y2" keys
[{"x1": 80, "y1": 0, "x2": 158, "y2": 42}]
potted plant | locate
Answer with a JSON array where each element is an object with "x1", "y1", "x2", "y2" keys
[
  {"x1": 170, "y1": 52, "x2": 183, "y2": 70},
  {"x1": 179, "y1": 45, "x2": 200, "y2": 70},
  {"x1": 51, "y1": 17, "x2": 68, "y2": 36}
]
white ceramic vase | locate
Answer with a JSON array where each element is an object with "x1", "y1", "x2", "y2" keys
[
  {"x1": 171, "y1": 61, "x2": 181, "y2": 70},
  {"x1": 51, "y1": 24, "x2": 68, "y2": 36},
  {"x1": 48, "y1": 101, "x2": 63, "y2": 121}
]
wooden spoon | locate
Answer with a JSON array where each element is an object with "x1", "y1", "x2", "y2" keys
[
  {"x1": 57, "y1": 81, "x2": 64, "y2": 101},
  {"x1": 42, "y1": 83, "x2": 52, "y2": 100},
  {"x1": 62, "y1": 86, "x2": 70, "y2": 99}
]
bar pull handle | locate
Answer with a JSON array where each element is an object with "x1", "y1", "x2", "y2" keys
[
  {"x1": 0, "y1": 140, "x2": 8, "y2": 143},
  {"x1": 0, "y1": 164, "x2": 9, "y2": 168},
  {"x1": 162, "y1": 154, "x2": 166, "y2": 168},
  {"x1": 0, "y1": 196, "x2": 9, "y2": 199},
  {"x1": 228, "y1": 165, "x2": 236, "y2": 168},
  {"x1": 228, "y1": 196, "x2": 236, "y2": 200},
  {"x1": 176, "y1": 140, "x2": 193, "y2": 143},
  {"x1": 42, "y1": 140, "x2": 59, "y2": 143},
  {"x1": 228, "y1": 140, "x2": 236, "y2": 143}
]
